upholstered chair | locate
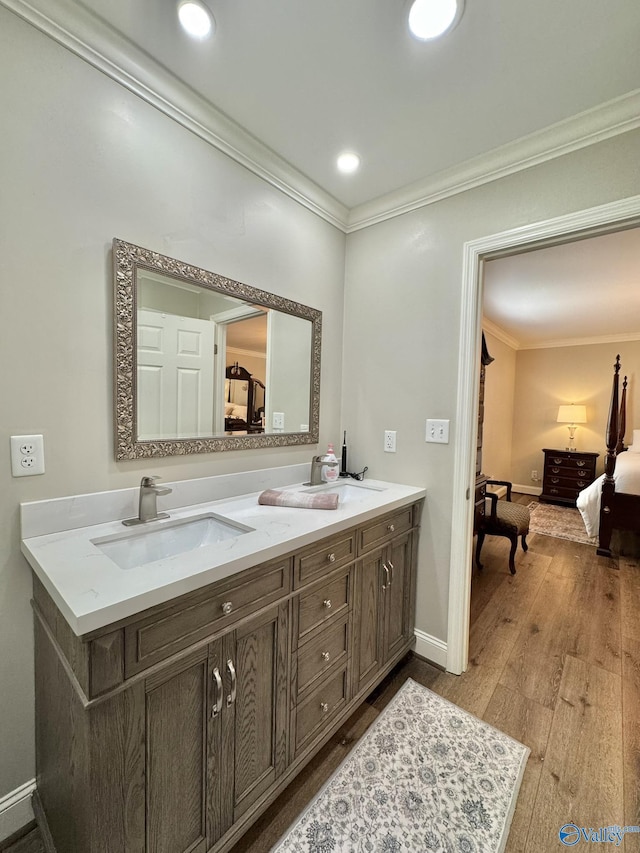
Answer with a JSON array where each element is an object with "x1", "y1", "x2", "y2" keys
[{"x1": 475, "y1": 480, "x2": 530, "y2": 575}]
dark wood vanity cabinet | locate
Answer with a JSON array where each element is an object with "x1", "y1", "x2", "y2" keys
[{"x1": 32, "y1": 501, "x2": 422, "y2": 853}]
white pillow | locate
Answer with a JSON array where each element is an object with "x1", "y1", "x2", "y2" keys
[{"x1": 627, "y1": 428, "x2": 640, "y2": 452}]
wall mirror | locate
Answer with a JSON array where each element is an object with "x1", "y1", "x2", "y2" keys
[{"x1": 113, "y1": 239, "x2": 321, "y2": 459}]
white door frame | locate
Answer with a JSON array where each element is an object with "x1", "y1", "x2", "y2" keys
[{"x1": 446, "y1": 193, "x2": 640, "y2": 675}]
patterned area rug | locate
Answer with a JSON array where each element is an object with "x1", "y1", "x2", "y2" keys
[
  {"x1": 271, "y1": 679, "x2": 529, "y2": 853},
  {"x1": 528, "y1": 501, "x2": 596, "y2": 545}
]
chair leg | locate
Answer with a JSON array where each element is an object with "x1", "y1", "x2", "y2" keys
[
  {"x1": 508, "y1": 535, "x2": 517, "y2": 575},
  {"x1": 475, "y1": 531, "x2": 485, "y2": 571},
  {"x1": 521, "y1": 534, "x2": 528, "y2": 553}
]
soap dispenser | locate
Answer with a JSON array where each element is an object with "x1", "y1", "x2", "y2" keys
[{"x1": 321, "y1": 443, "x2": 339, "y2": 482}]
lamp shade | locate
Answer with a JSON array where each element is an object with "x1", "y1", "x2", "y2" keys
[{"x1": 557, "y1": 405, "x2": 587, "y2": 424}]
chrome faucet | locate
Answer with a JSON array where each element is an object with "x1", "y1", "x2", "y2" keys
[
  {"x1": 123, "y1": 476, "x2": 173, "y2": 526},
  {"x1": 307, "y1": 454, "x2": 339, "y2": 486}
]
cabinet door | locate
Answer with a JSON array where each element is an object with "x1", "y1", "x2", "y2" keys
[
  {"x1": 354, "y1": 550, "x2": 384, "y2": 694},
  {"x1": 145, "y1": 648, "x2": 209, "y2": 853},
  {"x1": 383, "y1": 533, "x2": 413, "y2": 663},
  {"x1": 213, "y1": 602, "x2": 289, "y2": 836}
]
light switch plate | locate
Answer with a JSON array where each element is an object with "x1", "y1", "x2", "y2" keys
[{"x1": 426, "y1": 419, "x2": 450, "y2": 444}]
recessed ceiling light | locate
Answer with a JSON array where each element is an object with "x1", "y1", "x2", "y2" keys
[
  {"x1": 337, "y1": 152, "x2": 361, "y2": 174},
  {"x1": 408, "y1": 0, "x2": 463, "y2": 40},
  {"x1": 178, "y1": 1, "x2": 214, "y2": 39}
]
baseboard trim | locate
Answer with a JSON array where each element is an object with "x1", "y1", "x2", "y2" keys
[
  {"x1": 414, "y1": 628, "x2": 448, "y2": 669},
  {"x1": 0, "y1": 779, "x2": 35, "y2": 844},
  {"x1": 513, "y1": 484, "x2": 542, "y2": 496}
]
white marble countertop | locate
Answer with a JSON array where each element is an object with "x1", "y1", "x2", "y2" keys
[{"x1": 22, "y1": 478, "x2": 425, "y2": 636}]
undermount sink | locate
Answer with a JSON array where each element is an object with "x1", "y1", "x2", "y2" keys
[
  {"x1": 303, "y1": 481, "x2": 386, "y2": 504},
  {"x1": 91, "y1": 513, "x2": 254, "y2": 570}
]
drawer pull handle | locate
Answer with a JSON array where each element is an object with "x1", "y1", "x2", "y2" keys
[
  {"x1": 226, "y1": 659, "x2": 237, "y2": 707},
  {"x1": 382, "y1": 563, "x2": 390, "y2": 590},
  {"x1": 327, "y1": 553, "x2": 336, "y2": 563},
  {"x1": 221, "y1": 601, "x2": 233, "y2": 615},
  {"x1": 550, "y1": 489, "x2": 559, "y2": 494},
  {"x1": 387, "y1": 560, "x2": 394, "y2": 586},
  {"x1": 320, "y1": 702, "x2": 329, "y2": 713},
  {"x1": 577, "y1": 460, "x2": 586, "y2": 467},
  {"x1": 323, "y1": 599, "x2": 332, "y2": 610},
  {"x1": 551, "y1": 478, "x2": 560, "y2": 484},
  {"x1": 321, "y1": 651, "x2": 330, "y2": 661},
  {"x1": 578, "y1": 471, "x2": 587, "y2": 478},
  {"x1": 551, "y1": 467, "x2": 561, "y2": 473},
  {"x1": 553, "y1": 458, "x2": 563, "y2": 464},
  {"x1": 387, "y1": 523, "x2": 395, "y2": 533},
  {"x1": 603, "y1": 506, "x2": 611, "y2": 514},
  {"x1": 211, "y1": 667, "x2": 223, "y2": 718}
]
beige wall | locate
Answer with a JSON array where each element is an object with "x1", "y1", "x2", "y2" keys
[
  {"x1": 481, "y1": 331, "x2": 517, "y2": 482},
  {"x1": 512, "y1": 342, "x2": 640, "y2": 486},
  {"x1": 342, "y1": 130, "x2": 640, "y2": 647},
  {"x1": 0, "y1": 8, "x2": 345, "y2": 804}
]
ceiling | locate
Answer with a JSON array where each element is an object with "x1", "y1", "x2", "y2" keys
[
  {"x1": 15, "y1": 0, "x2": 640, "y2": 217},
  {"x1": 483, "y1": 226, "x2": 640, "y2": 349}
]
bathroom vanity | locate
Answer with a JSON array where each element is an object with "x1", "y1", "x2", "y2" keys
[{"x1": 23, "y1": 475, "x2": 424, "y2": 853}]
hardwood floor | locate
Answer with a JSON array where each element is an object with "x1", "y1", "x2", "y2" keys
[{"x1": 8, "y1": 498, "x2": 640, "y2": 852}]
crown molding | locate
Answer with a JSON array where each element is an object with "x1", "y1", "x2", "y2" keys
[
  {"x1": 1, "y1": 0, "x2": 349, "y2": 231},
  {"x1": 3, "y1": 0, "x2": 639, "y2": 236},
  {"x1": 482, "y1": 318, "x2": 519, "y2": 350},
  {"x1": 346, "y1": 90, "x2": 640, "y2": 233},
  {"x1": 483, "y1": 310, "x2": 640, "y2": 352},
  {"x1": 519, "y1": 331, "x2": 640, "y2": 351}
]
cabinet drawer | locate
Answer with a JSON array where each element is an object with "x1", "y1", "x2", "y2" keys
[
  {"x1": 294, "y1": 666, "x2": 349, "y2": 754},
  {"x1": 296, "y1": 616, "x2": 350, "y2": 698},
  {"x1": 542, "y1": 484, "x2": 584, "y2": 501},
  {"x1": 125, "y1": 557, "x2": 292, "y2": 677},
  {"x1": 294, "y1": 532, "x2": 355, "y2": 588},
  {"x1": 297, "y1": 571, "x2": 351, "y2": 642},
  {"x1": 544, "y1": 473, "x2": 591, "y2": 490},
  {"x1": 357, "y1": 507, "x2": 414, "y2": 554},
  {"x1": 545, "y1": 466, "x2": 593, "y2": 483}
]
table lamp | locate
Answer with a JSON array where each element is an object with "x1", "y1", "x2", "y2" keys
[{"x1": 557, "y1": 404, "x2": 587, "y2": 451}]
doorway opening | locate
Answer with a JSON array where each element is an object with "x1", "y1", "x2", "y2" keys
[{"x1": 446, "y1": 194, "x2": 640, "y2": 675}]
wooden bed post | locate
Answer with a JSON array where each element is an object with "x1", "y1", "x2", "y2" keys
[{"x1": 597, "y1": 355, "x2": 620, "y2": 557}]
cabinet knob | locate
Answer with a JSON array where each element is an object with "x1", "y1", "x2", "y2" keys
[
  {"x1": 320, "y1": 702, "x2": 329, "y2": 713},
  {"x1": 327, "y1": 553, "x2": 336, "y2": 563},
  {"x1": 321, "y1": 651, "x2": 330, "y2": 661},
  {"x1": 387, "y1": 523, "x2": 395, "y2": 533},
  {"x1": 221, "y1": 601, "x2": 233, "y2": 615},
  {"x1": 323, "y1": 599, "x2": 332, "y2": 609}
]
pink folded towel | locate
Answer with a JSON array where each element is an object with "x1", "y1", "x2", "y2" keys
[{"x1": 258, "y1": 489, "x2": 339, "y2": 510}]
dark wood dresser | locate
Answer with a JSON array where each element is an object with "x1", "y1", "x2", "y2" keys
[{"x1": 540, "y1": 448, "x2": 599, "y2": 506}]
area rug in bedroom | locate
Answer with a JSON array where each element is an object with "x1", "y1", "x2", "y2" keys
[
  {"x1": 271, "y1": 679, "x2": 529, "y2": 853},
  {"x1": 528, "y1": 501, "x2": 596, "y2": 545}
]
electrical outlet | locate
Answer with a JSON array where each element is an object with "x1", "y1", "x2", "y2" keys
[
  {"x1": 384, "y1": 430, "x2": 397, "y2": 452},
  {"x1": 272, "y1": 412, "x2": 284, "y2": 430},
  {"x1": 425, "y1": 419, "x2": 450, "y2": 444},
  {"x1": 531, "y1": 469, "x2": 538, "y2": 481},
  {"x1": 11, "y1": 434, "x2": 45, "y2": 477}
]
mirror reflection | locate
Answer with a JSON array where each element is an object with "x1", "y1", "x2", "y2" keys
[{"x1": 114, "y1": 239, "x2": 321, "y2": 459}]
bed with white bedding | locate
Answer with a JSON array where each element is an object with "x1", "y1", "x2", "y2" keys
[
  {"x1": 577, "y1": 444, "x2": 640, "y2": 537},
  {"x1": 578, "y1": 355, "x2": 640, "y2": 556}
]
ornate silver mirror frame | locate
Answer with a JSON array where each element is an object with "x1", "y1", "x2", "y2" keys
[{"x1": 113, "y1": 239, "x2": 321, "y2": 459}]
